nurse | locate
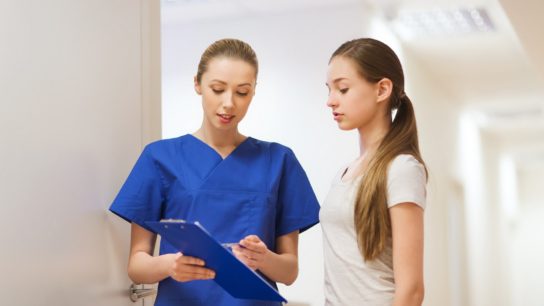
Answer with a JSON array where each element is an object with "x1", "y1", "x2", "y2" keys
[{"x1": 110, "y1": 38, "x2": 320, "y2": 306}]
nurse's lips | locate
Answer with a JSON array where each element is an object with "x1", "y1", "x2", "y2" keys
[
  {"x1": 333, "y1": 112, "x2": 343, "y2": 121},
  {"x1": 217, "y1": 113, "x2": 234, "y2": 123}
]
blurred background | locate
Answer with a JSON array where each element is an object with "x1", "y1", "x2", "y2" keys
[{"x1": 1, "y1": 0, "x2": 543, "y2": 305}]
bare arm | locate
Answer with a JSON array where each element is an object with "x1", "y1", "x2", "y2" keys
[
  {"x1": 390, "y1": 203, "x2": 425, "y2": 306},
  {"x1": 128, "y1": 222, "x2": 215, "y2": 284},
  {"x1": 232, "y1": 231, "x2": 299, "y2": 285}
]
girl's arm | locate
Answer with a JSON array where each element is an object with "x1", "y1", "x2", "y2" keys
[
  {"x1": 128, "y1": 222, "x2": 215, "y2": 284},
  {"x1": 232, "y1": 230, "x2": 299, "y2": 285},
  {"x1": 390, "y1": 203, "x2": 425, "y2": 306}
]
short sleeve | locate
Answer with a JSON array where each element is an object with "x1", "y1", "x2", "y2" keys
[
  {"x1": 109, "y1": 145, "x2": 164, "y2": 231},
  {"x1": 275, "y1": 149, "x2": 321, "y2": 237},
  {"x1": 386, "y1": 154, "x2": 427, "y2": 209}
]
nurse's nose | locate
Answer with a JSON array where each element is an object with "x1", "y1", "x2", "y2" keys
[{"x1": 222, "y1": 91, "x2": 234, "y2": 109}]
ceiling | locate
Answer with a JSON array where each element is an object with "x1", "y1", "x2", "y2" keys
[
  {"x1": 161, "y1": 0, "x2": 544, "y2": 165},
  {"x1": 161, "y1": 0, "x2": 363, "y2": 24}
]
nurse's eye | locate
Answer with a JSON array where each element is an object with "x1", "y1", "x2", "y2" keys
[{"x1": 340, "y1": 88, "x2": 349, "y2": 94}]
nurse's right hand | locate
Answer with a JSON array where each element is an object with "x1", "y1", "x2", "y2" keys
[{"x1": 169, "y1": 252, "x2": 216, "y2": 282}]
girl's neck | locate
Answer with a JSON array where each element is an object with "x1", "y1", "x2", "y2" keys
[{"x1": 357, "y1": 115, "x2": 391, "y2": 158}]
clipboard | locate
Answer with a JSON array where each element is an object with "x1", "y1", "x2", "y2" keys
[{"x1": 145, "y1": 220, "x2": 287, "y2": 303}]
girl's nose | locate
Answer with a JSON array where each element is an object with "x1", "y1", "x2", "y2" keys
[{"x1": 326, "y1": 95, "x2": 337, "y2": 108}]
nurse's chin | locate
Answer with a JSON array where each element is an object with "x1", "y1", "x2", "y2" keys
[{"x1": 213, "y1": 121, "x2": 239, "y2": 130}]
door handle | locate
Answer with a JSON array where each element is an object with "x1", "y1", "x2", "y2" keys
[{"x1": 130, "y1": 283, "x2": 157, "y2": 302}]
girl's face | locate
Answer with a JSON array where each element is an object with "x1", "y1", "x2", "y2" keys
[
  {"x1": 195, "y1": 57, "x2": 256, "y2": 131},
  {"x1": 326, "y1": 56, "x2": 384, "y2": 131}
]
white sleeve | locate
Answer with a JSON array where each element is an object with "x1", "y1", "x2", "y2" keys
[{"x1": 386, "y1": 154, "x2": 427, "y2": 209}]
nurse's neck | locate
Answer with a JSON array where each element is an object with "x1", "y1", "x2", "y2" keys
[{"x1": 193, "y1": 127, "x2": 247, "y2": 159}]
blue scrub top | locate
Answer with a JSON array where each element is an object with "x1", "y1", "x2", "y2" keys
[{"x1": 110, "y1": 134, "x2": 320, "y2": 306}]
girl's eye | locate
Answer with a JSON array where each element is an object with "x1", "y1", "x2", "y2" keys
[
  {"x1": 237, "y1": 92, "x2": 249, "y2": 97},
  {"x1": 340, "y1": 88, "x2": 349, "y2": 94},
  {"x1": 212, "y1": 89, "x2": 224, "y2": 94}
]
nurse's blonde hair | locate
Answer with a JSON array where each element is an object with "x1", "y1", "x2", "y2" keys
[
  {"x1": 331, "y1": 38, "x2": 428, "y2": 261},
  {"x1": 196, "y1": 38, "x2": 258, "y2": 84}
]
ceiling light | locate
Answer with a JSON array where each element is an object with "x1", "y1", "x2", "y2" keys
[{"x1": 392, "y1": 7, "x2": 495, "y2": 39}]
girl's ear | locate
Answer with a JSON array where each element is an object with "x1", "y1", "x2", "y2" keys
[
  {"x1": 194, "y1": 76, "x2": 202, "y2": 95},
  {"x1": 376, "y1": 78, "x2": 393, "y2": 103}
]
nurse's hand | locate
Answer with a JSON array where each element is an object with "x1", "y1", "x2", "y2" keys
[
  {"x1": 169, "y1": 252, "x2": 216, "y2": 282},
  {"x1": 232, "y1": 235, "x2": 270, "y2": 271}
]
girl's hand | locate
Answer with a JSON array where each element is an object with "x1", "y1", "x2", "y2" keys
[
  {"x1": 232, "y1": 235, "x2": 270, "y2": 270},
  {"x1": 169, "y1": 252, "x2": 215, "y2": 282}
]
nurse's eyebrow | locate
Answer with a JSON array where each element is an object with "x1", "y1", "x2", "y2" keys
[
  {"x1": 209, "y1": 80, "x2": 252, "y2": 87},
  {"x1": 210, "y1": 79, "x2": 227, "y2": 84}
]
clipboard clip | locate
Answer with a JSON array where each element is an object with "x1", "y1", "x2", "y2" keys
[{"x1": 221, "y1": 242, "x2": 239, "y2": 249}]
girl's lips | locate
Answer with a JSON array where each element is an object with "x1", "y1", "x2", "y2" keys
[{"x1": 333, "y1": 112, "x2": 343, "y2": 121}]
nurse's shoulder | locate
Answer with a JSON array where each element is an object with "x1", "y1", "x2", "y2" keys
[
  {"x1": 139, "y1": 135, "x2": 191, "y2": 160},
  {"x1": 248, "y1": 137, "x2": 298, "y2": 161}
]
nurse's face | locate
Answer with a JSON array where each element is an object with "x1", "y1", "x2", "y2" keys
[
  {"x1": 195, "y1": 57, "x2": 256, "y2": 131},
  {"x1": 325, "y1": 56, "x2": 381, "y2": 131}
]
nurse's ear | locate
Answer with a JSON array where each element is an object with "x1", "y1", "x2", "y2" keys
[{"x1": 194, "y1": 76, "x2": 202, "y2": 95}]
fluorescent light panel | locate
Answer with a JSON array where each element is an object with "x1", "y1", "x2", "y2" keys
[{"x1": 394, "y1": 7, "x2": 495, "y2": 38}]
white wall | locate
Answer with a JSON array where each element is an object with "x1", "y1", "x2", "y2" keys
[
  {"x1": 0, "y1": 0, "x2": 161, "y2": 305},
  {"x1": 478, "y1": 132, "x2": 544, "y2": 306},
  {"x1": 509, "y1": 165, "x2": 544, "y2": 306},
  {"x1": 454, "y1": 112, "x2": 544, "y2": 306}
]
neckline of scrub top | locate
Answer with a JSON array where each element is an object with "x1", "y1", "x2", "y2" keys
[{"x1": 187, "y1": 133, "x2": 253, "y2": 161}]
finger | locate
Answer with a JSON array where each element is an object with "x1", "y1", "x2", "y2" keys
[
  {"x1": 232, "y1": 247, "x2": 247, "y2": 259},
  {"x1": 177, "y1": 255, "x2": 205, "y2": 266},
  {"x1": 233, "y1": 245, "x2": 254, "y2": 257},
  {"x1": 176, "y1": 270, "x2": 215, "y2": 281},
  {"x1": 232, "y1": 247, "x2": 253, "y2": 264},
  {"x1": 245, "y1": 258, "x2": 258, "y2": 270},
  {"x1": 242, "y1": 235, "x2": 261, "y2": 243},
  {"x1": 234, "y1": 246, "x2": 263, "y2": 264},
  {"x1": 238, "y1": 240, "x2": 265, "y2": 253},
  {"x1": 180, "y1": 265, "x2": 215, "y2": 275},
  {"x1": 239, "y1": 238, "x2": 256, "y2": 248}
]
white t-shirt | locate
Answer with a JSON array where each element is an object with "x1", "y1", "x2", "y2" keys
[{"x1": 320, "y1": 154, "x2": 427, "y2": 306}]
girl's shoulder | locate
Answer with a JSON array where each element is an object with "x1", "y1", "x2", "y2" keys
[
  {"x1": 387, "y1": 154, "x2": 427, "y2": 208},
  {"x1": 389, "y1": 154, "x2": 426, "y2": 175}
]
